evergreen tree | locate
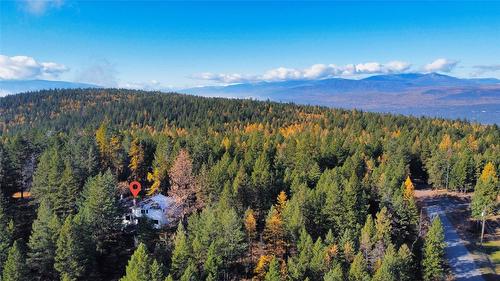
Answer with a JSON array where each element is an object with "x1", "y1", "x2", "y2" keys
[
  {"x1": 372, "y1": 244, "x2": 398, "y2": 281},
  {"x1": 78, "y1": 170, "x2": 121, "y2": 255},
  {"x1": 349, "y1": 252, "x2": 370, "y2": 281},
  {"x1": 204, "y1": 243, "x2": 222, "y2": 280},
  {"x1": 120, "y1": 243, "x2": 151, "y2": 281},
  {"x1": 310, "y1": 237, "x2": 326, "y2": 279},
  {"x1": 251, "y1": 151, "x2": 273, "y2": 208},
  {"x1": 215, "y1": 206, "x2": 247, "y2": 268},
  {"x1": 171, "y1": 222, "x2": 191, "y2": 279},
  {"x1": 342, "y1": 174, "x2": 368, "y2": 237},
  {"x1": 150, "y1": 259, "x2": 165, "y2": 281},
  {"x1": 0, "y1": 197, "x2": 13, "y2": 275},
  {"x1": 54, "y1": 215, "x2": 94, "y2": 281},
  {"x1": 27, "y1": 201, "x2": 60, "y2": 280},
  {"x1": 324, "y1": 263, "x2": 343, "y2": 281},
  {"x1": 359, "y1": 215, "x2": 375, "y2": 259},
  {"x1": 372, "y1": 207, "x2": 392, "y2": 264},
  {"x1": 397, "y1": 244, "x2": 413, "y2": 281},
  {"x1": 179, "y1": 263, "x2": 197, "y2": 281},
  {"x1": 264, "y1": 257, "x2": 281, "y2": 281},
  {"x1": 471, "y1": 162, "x2": 499, "y2": 218},
  {"x1": 422, "y1": 218, "x2": 446, "y2": 281},
  {"x1": 287, "y1": 228, "x2": 313, "y2": 280},
  {"x1": 2, "y1": 241, "x2": 27, "y2": 281},
  {"x1": 54, "y1": 160, "x2": 80, "y2": 219}
]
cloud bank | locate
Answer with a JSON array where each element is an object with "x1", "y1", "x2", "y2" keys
[
  {"x1": 424, "y1": 58, "x2": 458, "y2": 73},
  {"x1": 192, "y1": 61, "x2": 413, "y2": 84},
  {"x1": 472, "y1": 64, "x2": 500, "y2": 76},
  {"x1": 0, "y1": 55, "x2": 68, "y2": 80}
]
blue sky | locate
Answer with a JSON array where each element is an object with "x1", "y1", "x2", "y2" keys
[{"x1": 1, "y1": 1, "x2": 500, "y2": 88}]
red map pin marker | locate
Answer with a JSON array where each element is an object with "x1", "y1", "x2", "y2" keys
[{"x1": 129, "y1": 181, "x2": 141, "y2": 198}]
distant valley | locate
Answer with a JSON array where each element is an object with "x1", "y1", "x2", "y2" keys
[
  {"x1": 2, "y1": 73, "x2": 499, "y2": 124},
  {"x1": 183, "y1": 73, "x2": 500, "y2": 124}
]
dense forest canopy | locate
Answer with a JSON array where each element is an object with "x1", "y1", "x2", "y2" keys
[{"x1": 0, "y1": 89, "x2": 498, "y2": 281}]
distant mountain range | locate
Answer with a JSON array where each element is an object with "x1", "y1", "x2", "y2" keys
[
  {"x1": 183, "y1": 73, "x2": 500, "y2": 124},
  {"x1": 0, "y1": 79, "x2": 99, "y2": 96},
  {"x1": 1, "y1": 73, "x2": 499, "y2": 124}
]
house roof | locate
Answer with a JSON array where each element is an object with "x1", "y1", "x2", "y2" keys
[{"x1": 136, "y1": 194, "x2": 173, "y2": 210}]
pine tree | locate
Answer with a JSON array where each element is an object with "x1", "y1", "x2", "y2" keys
[
  {"x1": 31, "y1": 147, "x2": 63, "y2": 206},
  {"x1": 471, "y1": 162, "x2": 499, "y2": 218},
  {"x1": 373, "y1": 244, "x2": 398, "y2": 281},
  {"x1": 179, "y1": 263, "x2": 197, "y2": 281},
  {"x1": 55, "y1": 215, "x2": 94, "y2": 281},
  {"x1": 204, "y1": 243, "x2": 222, "y2": 280},
  {"x1": 310, "y1": 238, "x2": 326, "y2": 279},
  {"x1": 324, "y1": 263, "x2": 343, "y2": 281},
  {"x1": 287, "y1": 228, "x2": 313, "y2": 280},
  {"x1": 150, "y1": 259, "x2": 165, "y2": 281},
  {"x1": 359, "y1": 215, "x2": 375, "y2": 259},
  {"x1": 171, "y1": 222, "x2": 191, "y2": 279},
  {"x1": 2, "y1": 241, "x2": 27, "y2": 281},
  {"x1": 216, "y1": 206, "x2": 247, "y2": 267},
  {"x1": 264, "y1": 257, "x2": 281, "y2": 281},
  {"x1": 251, "y1": 151, "x2": 273, "y2": 208},
  {"x1": 78, "y1": 170, "x2": 121, "y2": 254},
  {"x1": 120, "y1": 243, "x2": 151, "y2": 281},
  {"x1": 349, "y1": 252, "x2": 370, "y2": 281},
  {"x1": 342, "y1": 174, "x2": 367, "y2": 237},
  {"x1": 397, "y1": 244, "x2": 413, "y2": 281},
  {"x1": 0, "y1": 197, "x2": 13, "y2": 275},
  {"x1": 54, "y1": 160, "x2": 79, "y2": 219},
  {"x1": 27, "y1": 201, "x2": 60, "y2": 280},
  {"x1": 422, "y1": 218, "x2": 445, "y2": 281},
  {"x1": 31, "y1": 149, "x2": 52, "y2": 204},
  {"x1": 372, "y1": 207, "x2": 392, "y2": 264}
]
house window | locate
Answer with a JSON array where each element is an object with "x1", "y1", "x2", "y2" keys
[
  {"x1": 153, "y1": 220, "x2": 159, "y2": 225},
  {"x1": 141, "y1": 209, "x2": 146, "y2": 214},
  {"x1": 125, "y1": 215, "x2": 131, "y2": 221}
]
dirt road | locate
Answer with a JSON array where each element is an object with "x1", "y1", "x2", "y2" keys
[{"x1": 425, "y1": 198, "x2": 485, "y2": 281}]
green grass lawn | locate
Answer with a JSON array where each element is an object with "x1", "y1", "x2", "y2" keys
[
  {"x1": 482, "y1": 240, "x2": 500, "y2": 265},
  {"x1": 478, "y1": 240, "x2": 500, "y2": 278}
]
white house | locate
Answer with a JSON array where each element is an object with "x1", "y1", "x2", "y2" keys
[{"x1": 123, "y1": 194, "x2": 176, "y2": 229}]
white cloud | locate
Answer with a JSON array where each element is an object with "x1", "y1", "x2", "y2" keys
[
  {"x1": 193, "y1": 60, "x2": 412, "y2": 83},
  {"x1": 191, "y1": 72, "x2": 256, "y2": 84},
  {"x1": 75, "y1": 59, "x2": 118, "y2": 87},
  {"x1": 121, "y1": 80, "x2": 174, "y2": 91},
  {"x1": 20, "y1": 0, "x2": 64, "y2": 15},
  {"x1": 424, "y1": 58, "x2": 458, "y2": 73},
  {"x1": 0, "y1": 55, "x2": 68, "y2": 80},
  {"x1": 471, "y1": 64, "x2": 500, "y2": 76}
]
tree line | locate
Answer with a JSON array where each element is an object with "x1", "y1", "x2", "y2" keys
[{"x1": 0, "y1": 88, "x2": 498, "y2": 280}]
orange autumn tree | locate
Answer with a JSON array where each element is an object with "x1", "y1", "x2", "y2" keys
[
  {"x1": 245, "y1": 208, "x2": 257, "y2": 263},
  {"x1": 168, "y1": 149, "x2": 198, "y2": 218},
  {"x1": 403, "y1": 176, "x2": 415, "y2": 200},
  {"x1": 263, "y1": 191, "x2": 287, "y2": 259}
]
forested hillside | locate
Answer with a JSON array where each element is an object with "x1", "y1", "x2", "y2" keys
[{"x1": 0, "y1": 89, "x2": 498, "y2": 281}]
